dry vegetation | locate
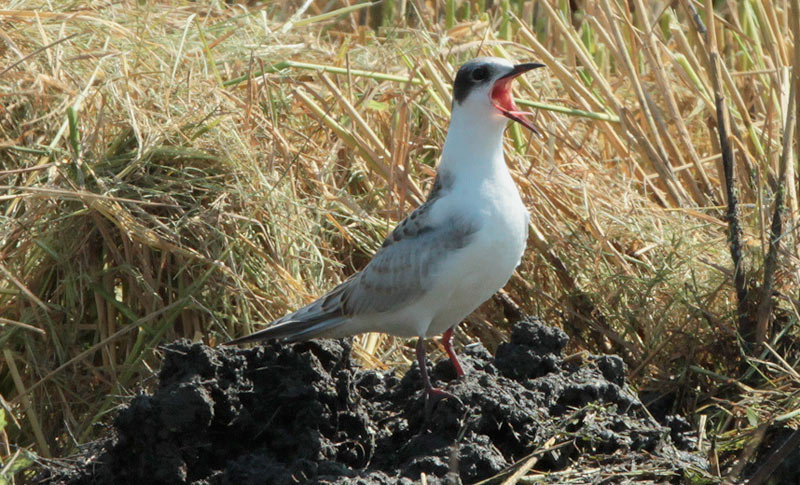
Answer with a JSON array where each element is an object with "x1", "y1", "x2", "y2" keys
[{"x1": 1, "y1": 0, "x2": 799, "y2": 482}]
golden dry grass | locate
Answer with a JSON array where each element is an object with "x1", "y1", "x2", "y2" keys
[{"x1": 1, "y1": 0, "x2": 799, "y2": 481}]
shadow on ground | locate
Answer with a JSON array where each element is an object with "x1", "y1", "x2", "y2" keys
[{"x1": 43, "y1": 318, "x2": 708, "y2": 484}]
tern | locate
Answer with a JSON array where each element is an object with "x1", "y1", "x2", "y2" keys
[{"x1": 227, "y1": 57, "x2": 543, "y2": 401}]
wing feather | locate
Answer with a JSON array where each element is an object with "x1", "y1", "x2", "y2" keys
[
  {"x1": 340, "y1": 199, "x2": 478, "y2": 315},
  {"x1": 226, "y1": 170, "x2": 478, "y2": 344}
]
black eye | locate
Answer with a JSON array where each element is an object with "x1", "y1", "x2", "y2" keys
[{"x1": 471, "y1": 66, "x2": 489, "y2": 81}]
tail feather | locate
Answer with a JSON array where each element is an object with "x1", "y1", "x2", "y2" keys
[
  {"x1": 224, "y1": 315, "x2": 349, "y2": 346},
  {"x1": 280, "y1": 316, "x2": 349, "y2": 342},
  {"x1": 225, "y1": 278, "x2": 354, "y2": 346}
]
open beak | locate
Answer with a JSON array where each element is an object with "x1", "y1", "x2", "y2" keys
[{"x1": 490, "y1": 62, "x2": 545, "y2": 134}]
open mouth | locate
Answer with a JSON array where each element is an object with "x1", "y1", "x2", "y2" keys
[{"x1": 490, "y1": 62, "x2": 545, "y2": 134}]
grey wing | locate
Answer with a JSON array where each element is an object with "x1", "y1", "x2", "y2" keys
[
  {"x1": 226, "y1": 197, "x2": 479, "y2": 344},
  {"x1": 339, "y1": 199, "x2": 479, "y2": 315}
]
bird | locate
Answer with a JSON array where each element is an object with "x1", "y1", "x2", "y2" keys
[{"x1": 226, "y1": 57, "x2": 544, "y2": 402}]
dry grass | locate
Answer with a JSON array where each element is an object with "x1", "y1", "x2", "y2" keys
[{"x1": 1, "y1": 0, "x2": 798, "y2": 481}]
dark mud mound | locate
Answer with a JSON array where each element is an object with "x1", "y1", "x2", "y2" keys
[{"x1": 48, "y1": 318, "x2": 707, "y2": 484}]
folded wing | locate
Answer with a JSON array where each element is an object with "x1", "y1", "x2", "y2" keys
[{"x1": 226, "y1": 196, "x2": 479, "y2": 344}]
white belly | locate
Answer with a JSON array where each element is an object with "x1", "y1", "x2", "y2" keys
[{"x1": 424, "y1": 203, "x2": 528, "y2": 336}]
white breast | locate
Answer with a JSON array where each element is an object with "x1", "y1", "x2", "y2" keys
[{"x1": 423, "y1": 174, "x2": 529, "y2": 337}]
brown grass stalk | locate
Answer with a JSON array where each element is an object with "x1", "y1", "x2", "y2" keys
[{"x1": 700, "y1": 0, "x2": 750, "y2": 337}]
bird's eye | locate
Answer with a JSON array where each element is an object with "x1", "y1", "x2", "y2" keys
[{"x1": 471, "y1": 66, "x2": 489, "y2": 81}]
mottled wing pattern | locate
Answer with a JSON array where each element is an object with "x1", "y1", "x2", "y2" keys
[{"x1": 340, "y1": 199, "x2": 478, "y2": 315}]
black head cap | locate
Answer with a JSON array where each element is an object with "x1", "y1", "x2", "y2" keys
[{"x1": 452, "y1": 58, "x2": 503, "y2": 106}]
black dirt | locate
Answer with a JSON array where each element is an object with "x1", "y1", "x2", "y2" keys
[{"x1": 44, "y1": 318, "x2": 708, "y2": 484}]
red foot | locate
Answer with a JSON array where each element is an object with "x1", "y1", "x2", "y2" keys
[
  {"x1": 426, "y1": 386, "x2": 460, "y2": 403},
  {"x1": 416, "y1": 337, "x2": 464, "y2": 413}
]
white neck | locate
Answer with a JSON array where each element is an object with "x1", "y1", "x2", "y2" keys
[{"x1": 438, "y1": 107, "x2": 509, "y2": 182}]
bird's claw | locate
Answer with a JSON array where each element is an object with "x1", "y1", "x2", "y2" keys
[{"x1": 424, "y1": 386, "x2": 464, "y2": 418}]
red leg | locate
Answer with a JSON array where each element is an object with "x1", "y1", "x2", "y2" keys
[
  {"x1": 416, "y1": 338, "x2": 459, "y2": 403},
  {"x1": 441, "y1": 327, "x2": 465, "y2": 377}
]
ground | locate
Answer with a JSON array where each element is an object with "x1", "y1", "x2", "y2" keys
[{"x1": 41, "y1": 318, "x2": 711, "y2": 484}]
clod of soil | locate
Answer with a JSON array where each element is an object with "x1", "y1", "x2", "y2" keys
[{"x1": 46, "y1": 318, "x2": 708, "y2": 484}]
